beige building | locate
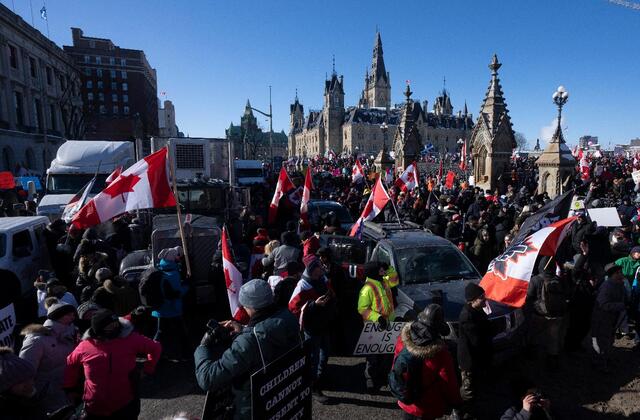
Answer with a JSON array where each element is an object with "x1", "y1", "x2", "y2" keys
[
  {"x1": 288, "y1": 32, "x2": 472, "y2": 158},
  {"x1": 158, "y1": 99, "x2": 178, "y2": 137},
  {"x1": 470, "y1": 55, "x2": 516, "y2": 193}
]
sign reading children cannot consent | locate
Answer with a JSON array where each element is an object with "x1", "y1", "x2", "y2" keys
[
  {"x1": 353, "y1": 322, "x2": 404, "y2": 355},
  {"x1": 251, "y1": 343, "x2": 312, "y2": 420}
]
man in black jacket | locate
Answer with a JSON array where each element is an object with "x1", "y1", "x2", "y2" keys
[{"x1": 457, "y1": 283, "x2": 494, "y2": 406}]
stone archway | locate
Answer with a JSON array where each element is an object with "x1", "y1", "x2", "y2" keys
[
  {"x1": 2, "y1": 146, "x2": 15, "y2": 172},
  {"x1": 25, "y1": 147, "x2": 36, "y2": 170}
]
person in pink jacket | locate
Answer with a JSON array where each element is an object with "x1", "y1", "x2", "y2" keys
[{"x1": 63, "y1": 309, "x2": 161, "y2": 419}]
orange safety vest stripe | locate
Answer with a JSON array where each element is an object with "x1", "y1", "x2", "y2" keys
[{"x1": 365, "y1": 280, "x2": 390, "y2": 316}]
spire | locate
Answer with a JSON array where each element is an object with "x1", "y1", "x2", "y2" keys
[
  {"x1": 404, "y1": 82, "x2": 413, "y2": 103},
  {"x1": 370, "y1": 31, "x2": 388, "y2": 84},
  {"x1": 295, "y1": 88, "x2": 298, "y2": 102},
  {"x1": 332, "y1": 54, "x2": 336, "y2": 75},
  {"x1": 463, "y1": 101, "x2": 468, "y2": 116},
  {"x1": 478, "y1": 54, "x2": 510, "y2": 134},
  {"x1": 244, "y1": 99, "x2": 253, "y2": 116}
]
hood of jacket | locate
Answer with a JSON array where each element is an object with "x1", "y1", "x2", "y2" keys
[
  {"x1": 158, "y1": 258, "x2": 180, "y2": 272},
  {"x1": 401, "y1": 323, "x2": 446, "y2": 359},
  {"x1": 21, "y1": 323, "x2": 52, "y2": 337},
  {"x1": 81, "y1": 317, "x2": 134, "y2": 341}
]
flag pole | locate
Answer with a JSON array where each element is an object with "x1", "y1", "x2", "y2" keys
[
  {"x1": 168, "y1": 147, "x2": 192, "y2": 278},
  {"x1": 381, "y1": 175, "x2": 403, "y2": 225}
]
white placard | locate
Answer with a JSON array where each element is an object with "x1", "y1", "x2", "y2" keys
[
  {"x1": 587, "y1": 207, "x2": 622, "y2": 227},
  {"x1": 353, "y1": 322, "x2": 404, "y2": 355},
  {"x1": 0, "y1": 304, "x2": 16, "y2": 347},
  {"x1": 468, "y1": 176, "x2": 475, "y2": 186},
  {"x1": 633, "y1": 170, "x2": 640, "y2": 185}
]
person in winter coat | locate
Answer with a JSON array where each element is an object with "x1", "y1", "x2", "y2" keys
[
  {"x1": 152, "y1": 246, "x2": 190, "y2": 362},
  {"x1": 301, "y1": 231, "x2": 320, "y2": 257},
  {"x1": 457, "y1": 283, "x2": 494, "y2": 407},
  {"x1": 261, "y1": 231, "x2": 301, "y2": 275},
  {"x1": 19, "y1": 299, "x2": 77, "y2": 413},
  {"x1": 194, "y1": 280, "x2": 300, "y2": 420},
  {"x1": 569, "y1": 211, "x2": 594, "y2": 254},
  {"x1": 391, "y1": 304, "x2": 461, "y2": 420},
  {"x1": 501, "y1": 388, "x2": 553, "y2": 420},
  {"x1": 591, "y1": 263, "x2": 627, "y2": 372},
  {"x1": 0, "y1": 347, "x2": 47, "y2": 420},
  {"x1": 35, "y1": 277, "x2": 78, "y2": 319},
  {"x1": 471, "y1": 228, "x2": 493, "y2": 273},
  {"x1": 288, "y1": 256, "x2": 336, "y2": 403},
  {"x1": 64, "y1": 309, "x2": 161, "y2": 419}
]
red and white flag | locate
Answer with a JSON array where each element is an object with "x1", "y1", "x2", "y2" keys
[
  {"x1": 579, "y1": 151, "x2": 590, "y2": 181},
  {"x1": 61, "y1": 177, "x2": 96, "y2": 223},
  {"x1": 300, "y1": 166, "x2": 314, "y2": 231},
  {"x1": 349, "y1": 176, "x2": 390, "y2": 236},
  {"x1": 222, "y1": 226, "x2": 249, "y2": 323},
  {"x1": 352, "y1": 159, "x2": 365, "y2": 183},
  {"x1": 437, "y1": 159, "x2": 443, "y2": 184},
  {"x1": 384, "y1": 167, "x2": 394, "y2": 185},
  {"x1": 395, "y1": 162, "x2": 419, "y2": 192},
  {"x1": 105, "y1": 166, "x2": 122, "y2": 185},
  {"x1": 268, "y1": 167, "x2": 295, "y2": 224},
  {"x1": 445, "y1": 171, "x2": 456, "y2": 189},
  {"x1": 459, "y1": 141, "x2": 467, "y2": 171},
  {"x1": 72, "y1": 148, "x2": 176, "y2": 229},
  {"x1": 479, "y1": 217, "x2": 576, "y2": 307}
]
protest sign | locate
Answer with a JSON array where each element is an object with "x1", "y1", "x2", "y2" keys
[
  {"x1": 633, "y1": 170, "x2": 640, "y2": 185},
  {"x1": 15, "y1": 176, "x2": 43, "y2": 191},
  {"x1": 353, "y1": 322, "x2": 404, "y2": 355},
  {"x1": 0, "y1": 304, "x2": 16, "y2": 348},
  {"x1": 251, "y1": 343, "x2": 312, "y2": 420},
  {"x1": 0, "y1": 172, "x2": 15, "y2": 190},
  {"x1": 588, "y1": 207, "x2": 622, "y2": 227}
]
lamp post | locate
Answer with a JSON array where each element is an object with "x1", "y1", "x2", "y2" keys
[
  {"x1": 381, "y1": 121, "x2": 389, "y2": 152},
  {"x1": 249, "y1": 85, "x2": 273, "y2": 166},
  {"x1": 552, "y1": 85, "x2": 569, "y2": 130}
]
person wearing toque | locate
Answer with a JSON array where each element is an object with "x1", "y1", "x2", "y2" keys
[
  {"x1": 0, "y1": 346, "x2": 45, "y2": 418},
  {"x1": 195, "y1": 279, "x2": 301, "y2": 419}
]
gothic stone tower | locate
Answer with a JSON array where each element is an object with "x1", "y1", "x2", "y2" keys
[
  {"x1": 470, "y1": 54, "x2": 516, "y2": 193},
  {"x1": 359, "y1": 32, "x2": 391, "y2": 109},
  {"x1": 393, "y1": 84, "x2": 422, "y2": 170},
  {"x1": 288, "y1": 93, "x2": 304, "y2": 157},
  {"x1": 323, "y1": 70, "x2": 345, "y2": 155}
]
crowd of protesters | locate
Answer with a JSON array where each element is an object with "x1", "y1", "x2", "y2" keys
[{"x1": 1, "y1": 151, "x2": 639, "y2": 419}]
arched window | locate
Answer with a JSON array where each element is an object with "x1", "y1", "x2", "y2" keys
[
  {"x1": 25, "y1": 148, "x2": 36, "y2": 170},
  {"x1": 2, "y1": 146, "x2": 15, "y2": 171}
]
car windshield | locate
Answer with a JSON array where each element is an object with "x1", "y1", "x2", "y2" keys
[
  {"x1": 47, "y1": 174, "x2": 108, "y2": 195},
  {"x1": 394, "y1": 245, "x2": 478, "y2": 284},
  {"x1": 0, "y1": 233, "x2": 5, "y2": 258},
  {"x1": 311, "y1": 204, "x2": 353, "y2": 224}
]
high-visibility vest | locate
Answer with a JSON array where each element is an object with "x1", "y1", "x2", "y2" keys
[{"x1": 360, "y1": 277, "x2": 394, "y2": 321}]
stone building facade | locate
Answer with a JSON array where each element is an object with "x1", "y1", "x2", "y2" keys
[
  {"x1": 0, "y1": 3, "x2": 83, "y2": 173},
  {"x1": 158, "y1": 99, "x2": 179, "y2": 137},
  {"x1": 536, "y1": 115, "x2": 575, "y2": 198},
  {"x1": 288, "y1": 32, "x2": 473, "y2": 159},
  {"x1": 226, "y1": 100, "x2": 287, "y2": 160}
]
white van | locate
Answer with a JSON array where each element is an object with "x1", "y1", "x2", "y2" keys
[{"x1": 0, "y1": 216, "x2": 51, "y2": 296}]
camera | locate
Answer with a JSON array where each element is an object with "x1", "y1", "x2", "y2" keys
[{"x1": 206, "y1": 319, "x2": 231, "y2": 344}]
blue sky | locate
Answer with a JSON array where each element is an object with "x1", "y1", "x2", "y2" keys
[{"x1": 5, "y1": 0, "x2": 639, "y2": 147}]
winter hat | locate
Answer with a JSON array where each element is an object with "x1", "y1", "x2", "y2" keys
[
  {"x1": 77, "y1": 301, "x2": 100, "y2": 321},
  {"x1": 158, "y1": 246, "x2": 183, "y2": 262},
  {"x1": 238, "y1": 279, "x2": 273, "y2": 310},
  {"x1": 414, "y1": 303, "x2": 450, "y2": 341},
  {"x1": 95, "y1": 267, "x2": 113, "y2": 282},
  {"x1": 364, "y1": 261, "x2": 382, "y2": 281},
  {"x1": 47, "y1": 301, "x2": 76, "y2": 321},
  {"x1": 464, "y1": 282, "x2": 485, "y2": 302},
  {"x1": 0, "y1": 347, "x2": 36, "y2": 393},
  {"x1": 90, "y1": 309, "x2": 119, "y2": 336},
  {"x1": 630, "y1": 246, "x2": 640, "y2": 255}
]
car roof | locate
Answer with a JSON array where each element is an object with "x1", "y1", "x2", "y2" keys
[
  {"x1": 362, "y1": 223, "x2": 452, "y2": 248},
  {"x1": 308, "y1": 199, "x2": 343, "y2": 206},
  {"x1": 0, "y1": 216, "x2": 49, "y2": 232}
]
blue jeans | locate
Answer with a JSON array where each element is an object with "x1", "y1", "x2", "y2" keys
[{"x1": 304, "y1": 331, "x2": 330, "y2": 382}]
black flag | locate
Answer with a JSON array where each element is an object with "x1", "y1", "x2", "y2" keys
[{"x1": 513, "y1": 189, "x2": 574, "y2": 244}]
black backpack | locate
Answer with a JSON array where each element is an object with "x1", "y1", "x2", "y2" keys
[
  {"x1": 139, "y1": 267, "x2": 168, "y2": 309},
  {"x1": 388, "y1": 347, "x2": 422, "y2": 405},
  {"x1": 535, "y1": 275, "x2": 567, "y2": 317}
]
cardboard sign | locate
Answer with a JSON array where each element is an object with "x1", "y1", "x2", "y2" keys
[
  {"x1": 0, "y1": 172, "x2": 15, "y2": 190},
  {"x1": 633, "y1": 170, "x2": 640, "y2": 185},
  {"x1": 353, "y1": 322, "x2": 404, "y2": 355},
  {"x1": 251, "y1": 343, "x2": 312, "y2": 420},
  {"x1": 587, "y1": 207, "x2": 622, "y2": 227},
  {"x1": 0, "y1": 304, "x2": 16, "y2": 348},
  {"x1": 15, "y1": 176, "x2": 42, "y2": 191}
]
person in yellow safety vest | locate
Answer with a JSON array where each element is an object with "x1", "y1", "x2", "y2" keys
[{"x1": 358, "y1": 261, "x2": 399, "y2": 393}]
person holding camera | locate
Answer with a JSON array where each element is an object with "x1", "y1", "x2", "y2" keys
[
  {"x1": 194, "y1": 279, "x2": 300, "y2": 419},
  {"x1": 501, "y1": 388, "x2": 552, "y2": 420}
]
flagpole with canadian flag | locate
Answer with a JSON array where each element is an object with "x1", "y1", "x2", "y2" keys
[{"x1": 168, "y1": 147, "x2": 192, "y2": 278}]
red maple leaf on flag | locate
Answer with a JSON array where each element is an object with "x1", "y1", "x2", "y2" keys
[
  {"x1": 103, "y1": 174, "x2": 141, "y2": 200},
  {"x1": 406, "y1": 171, "x2": 415, "y2": 183},
  {"x1": 223, "y1": 267, "x2": 237, "y2": 293}
]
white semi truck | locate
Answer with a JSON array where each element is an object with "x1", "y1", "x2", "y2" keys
[{"x1": 37, "y1": 140, "x2": 135, "y2": 220}]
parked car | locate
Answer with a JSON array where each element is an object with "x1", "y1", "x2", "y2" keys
[
  {"x1": 321, "y1": 221, "x2": 524, "y2": 353},
  {"x1": 307, "y1": 199, "x2": 353, "y2": 232}
]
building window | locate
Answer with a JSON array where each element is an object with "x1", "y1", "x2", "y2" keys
[
  {"x1": 111, "y1": 82, "x2": 117, "y2": 90},
  {"x1": 50, "y1": 104, "x2": 56, "y2": 130},
  {"x1": 109, "y1": 57, "x2": 115, "y2": 65},
  {"x1": 25, "y1": 148, "x2": 36, "y2": 169},
  {"x1": 29, "y1": 57, "x2": 37, "y2": 78},
  {"x1": 86, "y1": 81, "x2": 93, "y2": 89},
  {"x1": 96, "y1": 56, "x2": 102, "y2": 64},
  {"x1": 14, "y1": 91, "x2": 24, "y2": 125},
  {"x1": 110, "y1": 70, "x2": 116, "y2": 79},
  {"x1": 121, "y1": 71, "x2": 127, "y2": 79},
  {"x1": 99, "y1": 105, "x2": 106, "y2": 114},
  {"x1": 123, "y1": 106, "x2": 130, "y2": 115},
  {"x1": 83, "y1": 55, "x2": 90, "y2": 63},
  {"x1": 121, "y1": 58, "x2": 126, "y2": 66},
  {"x1": 96, "y1": 69, "x2": 103, "y2": 77},
  {"x1": 112, "y1": 94, "x2": 118, "y2": 102},
  {"x1": 46, "y1": 67, "x2": 53, "y2": 85},
  {"x1": 89, "y1": 40, "x2": 95, "y2": 48},
  {"x1": 122, "y1": 83, "x2": 128, "y2": 91},
  {"x1": 97, "y1": 81, "x2": 103, "y2": 89},
  {"x1": 87, "y1": 92, "x2": 94, "y2": 101},
  {"x1": 113, "y1": 105, "x2": 119, "y2": 114},
  {"x1": 33, "y1": 99, "x2": 42, "y2": 129},
  {"x1": 9, "y1": 45, "x2": 18, "y2": 68},
  {"x1": 123, "y1": 94, "x2": 128, "y2": 103},
  {"x1": 98, "y1": 93, "x2": 104, "y2": 102},
  {"x1": 84, "y1": 68, "x2": 91, "y2": 76}
]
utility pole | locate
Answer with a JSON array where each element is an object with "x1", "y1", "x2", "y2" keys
[{"x1": 249, "y1": 85, "x2": 274, "y2": 167}]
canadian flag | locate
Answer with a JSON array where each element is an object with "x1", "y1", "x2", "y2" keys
[
  {"x1": 61, "y1": 177, "x2": 96, "y2": 223},
  {"x1": 395, "y1": 162, "x2": 419, "y2": 192},
  {"x1": 268, "y1": 167, "x2": 295, "y2": 224},
  {"x1": 437, "y1": 159, "x2": 443, "y2": 183},
  {"x1": 222, "y1": 226, "x2": 249, "y2": 323},
  {"x1": 72, "y1": 148, "x2": 176, "y2": 229},
  {"x1": 352, "y1": 159, "x2": 365, "y2": 183},
  {"x1": 105, "y1": 166, "x2": 122, "y2": 185},
  {"x1": 300, "y1": 166, "x2": 313, "y2": 231},
  {"x1": 480, "y1": 217, "x2": 576, "y2": 307},
  {"x1": 579, "y1": 150, "x2": 590, "y2": 181},
  {"x1": 349, "y1": 176, "x2": 390, "y2": 237},
  {"x1": 385, "y1": 167, "x2": 394, "y2": 184},
  {"x1": 445, "y1": 171, "x2": 456, "y2": 189},
  {"x1": 459, "y1": 141, "x2": 467, "y2": 171}
]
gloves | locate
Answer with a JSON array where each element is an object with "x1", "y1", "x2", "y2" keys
[
  {"x1": 376, "y1": 317, "x2": 388, "y2": 330},
  {"x1": 200, "y1": 331, "x2": 215, "y2": 347}
]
